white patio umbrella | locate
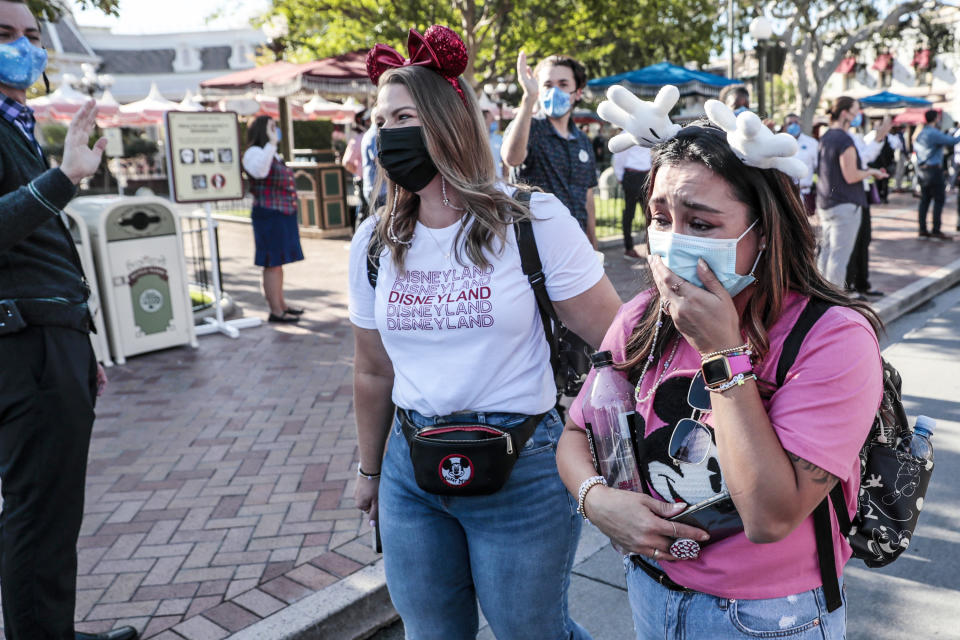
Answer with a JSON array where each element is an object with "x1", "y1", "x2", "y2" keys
[
  {"x1": 178, "y1": 89, "x2": 205, "y2": 112},
  {"x1": 118, "y1": 83, "x2": 180, "y2": 124}
]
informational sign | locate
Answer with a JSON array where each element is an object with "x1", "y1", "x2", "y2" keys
[
  {"x1": 165, "y1": 111, "x2": 243, "y2": 203},
  {"x1": 103, "y1": 127, "x2": 124, "y2": 157}
]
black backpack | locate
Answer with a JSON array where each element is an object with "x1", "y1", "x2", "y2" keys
[
  {"x1": 777, "y1": 298, "x2": 934, "y2": 612},
  {"x1": 365, "y1": 190, "x2": 592, "y2": 399}
]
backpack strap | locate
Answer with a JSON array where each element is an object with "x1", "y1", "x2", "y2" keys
[
  {"x1": 512, "y1": 190, "x2": 562, "y2": 389},
  {"x1": 366, "y1": 229, "x2": 382, "y2": 288},
  {"x1": 775, "y1": 297, "x2": 844, "y2": 612}
]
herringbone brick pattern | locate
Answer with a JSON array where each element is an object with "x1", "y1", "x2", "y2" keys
[{"x1": 0, "y1": 192, "x2": 954, "y2": 638}]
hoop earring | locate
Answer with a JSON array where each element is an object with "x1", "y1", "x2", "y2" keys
[{"x1": 387, "y1": 185, "x2": 413, "y2": 246}]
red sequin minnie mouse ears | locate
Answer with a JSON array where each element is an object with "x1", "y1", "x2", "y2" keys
[{"x1": 366, "y1": 25, "x2": 469, "y2": 104}]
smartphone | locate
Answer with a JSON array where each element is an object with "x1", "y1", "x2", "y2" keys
[
  {"x1": 372, "y1": 520, "x2": 382, "y2": 553},
  {"x1": 668, "y1": 492, "x2": 743, "y2": 546}
]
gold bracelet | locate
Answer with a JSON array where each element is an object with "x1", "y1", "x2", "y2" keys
[{"x1": 700, "y1": 343, "x2": 752, "y2": 361}]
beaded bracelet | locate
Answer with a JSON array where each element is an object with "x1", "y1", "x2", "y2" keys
[
  {"x1": 577, "y1": 475, "x2": 607, "y2": 521},
  {"x1": 700, "y1": 343, "x2": 752, "y2": 361},
  {"x1": 357, "y1": 463, "x2": 381, "y2": 480},
  {"x1": 706, "y1": 372, "x2": 758, "y2": 394}
]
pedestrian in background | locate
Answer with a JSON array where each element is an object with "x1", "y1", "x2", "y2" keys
[
  {"x1": 342, "y1": 111, "x2": 368, "y2": 229},
  {"x1": 477, "y1": 92, "x2": 506, "y2": 178},
  {"x1": 783, "y1": 113, "x2": 818, "y2": 216},
  {"x1": 612, "y1": 144, "x2": 650, "y2": 258},
  {"x1": 846, "y1": 114, "x2": 892, "y2": 299},
  {"x1": 360, "y1": 113, "x2": 385, "y2": 215},
  {"x1": 351, "y1": 25, "x2": 621, "y2": 640},
  {"x1": 502, "y1": 51, "x2": 599, "y2": 247},
  {"x1": 242, "y1": 115, "x2": 304, "y2": 322},
  {"x1": 816, "y1": 97, "x2": 885, "y2": 287},
  {"x1": 914, "y1": 108, "x2": 960, "y2": 240},
  {"x1": 0, "y1": 2, "x2": 137, "y2": 638}
]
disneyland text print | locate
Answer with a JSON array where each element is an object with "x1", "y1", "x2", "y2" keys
[{"x1": 386, "y1": 265, "x2": 495, "y2": 331}]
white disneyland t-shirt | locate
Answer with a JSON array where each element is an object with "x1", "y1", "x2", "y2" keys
[{"x1": 348, "y1": 191, "x2": 604, "y2": 417}]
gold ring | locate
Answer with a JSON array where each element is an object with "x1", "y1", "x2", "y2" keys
[{"x1": 671, "y1": 521, "x2": 678, "y2": 538}]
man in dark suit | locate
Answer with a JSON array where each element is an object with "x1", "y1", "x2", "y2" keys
[{"x1": 0, "y1": 1, "x2": 137, "y2": 638}]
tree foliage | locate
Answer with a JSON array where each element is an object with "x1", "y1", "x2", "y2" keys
[
  {"x1": 751, "y1": 0, "x2": 937, "y2": 129},
  {"x1": 263, "y1": 0, "x2": 723, "y2": 91},
  {"x1": 28, "y1": 0, "x2": 119, "y2": 23}
]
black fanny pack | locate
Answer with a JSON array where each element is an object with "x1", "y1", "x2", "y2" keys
[{"x1": 398, "y1": 409, "x2": 544, "y2": 496}]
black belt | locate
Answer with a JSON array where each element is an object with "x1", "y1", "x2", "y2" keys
[
  {"x1": 5, "y1": 298, "x2": 92, "y2": 333},
  {"x1": 624, "y1": 168, "x2": 649, "y2": 174},
  {"x1": 630, "y1": 555, "x2": 694, "y2": 593}
]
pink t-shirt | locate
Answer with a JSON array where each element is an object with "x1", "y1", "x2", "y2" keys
[{"x1": 569, "y1": 289, "x2": 882, "y2": 599}]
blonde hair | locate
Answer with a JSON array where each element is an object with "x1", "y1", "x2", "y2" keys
[{"x1": 371, "y1": 65, "x2": 530, "y2": 270}]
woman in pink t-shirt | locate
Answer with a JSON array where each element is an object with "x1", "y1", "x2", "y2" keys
[{"x1": 557, "y1": 124, "x2": 883, "y2": 639}]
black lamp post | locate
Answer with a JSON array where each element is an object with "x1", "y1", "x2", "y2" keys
[
  {"x1": 749, "y1": 16, "x2": 773, "y2": 118},
  {"x1": 262, "y1": 15, "x2": 293, "y2": 161}
]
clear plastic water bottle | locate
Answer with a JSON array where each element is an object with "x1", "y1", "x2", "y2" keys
[
  {"x1": 582, "y1": 350, "x2": 642, "y2": 493},
  {"x1": 900, "y1": 415, "x2": 935, "y2": 462}
]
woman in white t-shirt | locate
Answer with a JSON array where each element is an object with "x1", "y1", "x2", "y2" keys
[{"x1": 349, "y1": 26, "x2": 620, "y2": 640}]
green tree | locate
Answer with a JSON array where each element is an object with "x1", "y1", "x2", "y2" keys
[
  {"x1": 27, "y1": 0, "x2": 119, "y2": 22},
  {"x1": 262, "y1": 0, "x2": 722, "y2": 91},
  {"x1": 752, "y1": 0, "x2": 938, "y2": 131}
]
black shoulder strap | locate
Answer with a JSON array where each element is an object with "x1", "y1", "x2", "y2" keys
[
  {"x1": 512, "y1": 190, "x2": 561, "y2": 383},
  {"x1": 366, "y1": 229, "x2": 382, "y2": 288},
  {"x1": 776, "y1": 297, "x2": 832, "y2": 386},
  {"x1": 776, "y1": 296, "x2": 844, "y2": 612}
]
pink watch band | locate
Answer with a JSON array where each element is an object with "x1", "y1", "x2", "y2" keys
[{"x1": 726, "y1": 354, "x2": 753, "y2": 377}]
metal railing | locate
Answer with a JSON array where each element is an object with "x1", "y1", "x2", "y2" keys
[{"x1": 179, "y1": 211, "x2": 224, "y2": 313}]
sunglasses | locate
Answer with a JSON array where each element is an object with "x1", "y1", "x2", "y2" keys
[{"x1": 668, "y1": 371, "x2": 714, "y2": 466}]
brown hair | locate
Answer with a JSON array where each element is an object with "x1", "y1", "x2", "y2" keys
[
  {"x1": 372, "y1": 65, "x2": 531, "y2": 270},
  {"x1": 533, "y1": 55, "x2": 587, "y2": 91},
  {"x1": 618, "y1": 123, "x2": 881, "y2": 382},
  {"x1": 829, "y1": 96, "x2": 857, "y2": 122},
  {"x1": 245, "y1": 115, "x2": 272, "y2": 150}
]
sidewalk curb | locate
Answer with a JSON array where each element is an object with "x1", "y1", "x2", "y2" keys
[
  {"x1": 256, "y1": 258, "x2": 960, "y2": 640},
  {"x1": 230, "y1": 560, "x2": 396, "y2": 640},
  {"x1": 872, "y1": 257, "x2": 960, "y2": 325}
]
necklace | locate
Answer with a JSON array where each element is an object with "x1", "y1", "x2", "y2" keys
[
  {"x1": 634, "y1": 300, "x2": 680, "y2": 404},
  {"x1": 422, "y1": 222, "x2": 454, "y2": 260},
  {"x1": 441, "y1": 175, "x2": 465, "y2": 210}
]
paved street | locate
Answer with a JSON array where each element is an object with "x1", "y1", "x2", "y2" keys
[{"x1": 0, "y1": 191, "x2": 957, "y2": 639}]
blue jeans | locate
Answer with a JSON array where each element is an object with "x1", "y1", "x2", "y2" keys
[
  {"x1": 624, "y1": 558, "x2": 847, "y2": 639},
  {"x1": 379, "y1": 408, "x2": 591, "y2": 640}
]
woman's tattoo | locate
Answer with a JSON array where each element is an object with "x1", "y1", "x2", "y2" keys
[{"x1": 786, "y1": 452, "x2": 835, "y2": 485}]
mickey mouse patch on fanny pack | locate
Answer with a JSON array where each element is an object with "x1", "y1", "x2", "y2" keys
[{"x1": 439, "y1": 454, "x2": 474, "y2": 488}]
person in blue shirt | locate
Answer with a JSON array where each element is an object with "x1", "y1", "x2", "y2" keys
[
  {"x1": 359, "y1": 116, "x2": 386, "y2": 222},
  {"x1": 913, "y1": 109, "x2": 960, "y2": 240}
]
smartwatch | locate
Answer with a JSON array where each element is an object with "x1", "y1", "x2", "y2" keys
[{"x1": 701, "y1": 353, "x2": 753, "y2": 386}]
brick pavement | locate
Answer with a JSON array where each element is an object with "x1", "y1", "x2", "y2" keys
[{"x1": 0, "y1": 190, "x2": 957, "y2": 639}]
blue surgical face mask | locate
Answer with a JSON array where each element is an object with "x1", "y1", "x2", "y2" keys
[
  {"x1": 850, "y1": 113, "x2": 863, "y2": 128},
  {"x1": 0, "y1": 36, "x2": 48, "y2": 90},
  {"x1": 733, "y1": 106, "x2": 749, "y2": 116},
  {"x1": 540, "y1": 86, "x2": 572, "y2": 119},
  {"x1": 275, "y1": 128, "x2": 282, "y2": 142},
  {"x1": 786, "y1": 122, "x2": 802, "y2": 137},
  {"x1": 648, "y1": 220, "x2": 763, "y2": 297}
]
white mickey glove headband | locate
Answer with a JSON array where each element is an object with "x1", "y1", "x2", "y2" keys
[{"x1": 596, "y1": 84, "x2": 809, "y2": 181}]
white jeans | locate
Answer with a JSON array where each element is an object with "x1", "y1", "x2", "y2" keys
[{"x1": 817, "y1": 203, "x2": 861, "y2": 287}]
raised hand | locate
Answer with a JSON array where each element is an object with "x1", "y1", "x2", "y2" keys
[
  {"x1": 516, "y1": 50, "x2": 538, "y2": 100},
  {"x1": 704, "y1": 100, "x2": 809, "y2": 181},
  {"x1": 597, "y1": 84, "x2": 681, "y2": 153},
  {"x1": 60, "y1": 100, "x2": 108, "y2": 185}
]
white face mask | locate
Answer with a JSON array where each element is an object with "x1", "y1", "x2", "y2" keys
[{"x1": 648, "y1": 220, "x2": 763, "y2": 297}]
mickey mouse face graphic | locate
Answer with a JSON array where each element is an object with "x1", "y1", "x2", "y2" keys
[{"x1": 640, "y1": 376, "x2": 725, "y2": 506}]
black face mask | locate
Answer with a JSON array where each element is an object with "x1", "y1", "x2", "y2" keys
[{"x1": 378, "y1": 126, "x2": 438, "y2": 192}]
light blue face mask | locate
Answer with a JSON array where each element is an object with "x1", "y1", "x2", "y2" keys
[
  {"x1": 850, "y1": 113, "x2": 863, "y2": 128},
  {"x1": 489, "y1": 120, "x2": 498, "y2": 135},
  {"x1": 786, "y1": 122, "x2": 802, "y2": 137},
  {"x1": 0, "y1": 36, "x2": 47, "y2": 90},
  {"x1": 648, "y1": 220, "x2": 763, "y2": 297},
  {"x1": 275, "y1": 127, "x2": 282, "y2": 142},
  {"x1": 540, "y1": 86, "x2": 572, "y2": 119}
]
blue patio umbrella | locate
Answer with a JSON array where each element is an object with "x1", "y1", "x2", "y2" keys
[
  {"x1": 859, "y1": 91, "x2": 933, "y2": 109},
  {"x1": 587, "y1": 61, "x2": 739, "y2": 98}
]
